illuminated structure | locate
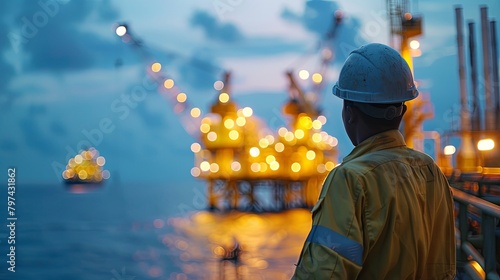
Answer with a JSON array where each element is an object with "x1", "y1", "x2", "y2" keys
[
  {"x1": 190, "y1": 73, "x2": 338, "y2": 210},
  {"x1": 115, "y1": 10, "x2": 343, "y2": 211},
  {"x1": 441, "y1": 6, "x2": 500, "y2": 175},
  {"x1": 62, "y1": 148, "x2": 110, "y2": 184}
]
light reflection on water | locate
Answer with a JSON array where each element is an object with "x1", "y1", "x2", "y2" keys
[{"x1": 165, "y1": 210, "x2": 312, "y2": 280}]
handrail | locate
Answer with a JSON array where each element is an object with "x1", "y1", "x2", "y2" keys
[
  {"x1": 452, "y1": 187, "x2": 500, "y2": 280},
  {"x1": 451, "y1": 188, "x2": 500, "y2": 218}
]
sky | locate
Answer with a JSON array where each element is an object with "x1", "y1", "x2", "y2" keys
[{"x1": 1, "y1": 0, "x2": 499, "y2": 185}]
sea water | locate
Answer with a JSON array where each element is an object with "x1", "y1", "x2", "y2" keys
[{"x1": 0, "y1": 182, "x2": 311, "y2": 280}]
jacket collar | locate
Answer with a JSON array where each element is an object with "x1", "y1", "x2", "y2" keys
[{"x1": 342, "y1": 129, "x2": 407, "y2": 163}]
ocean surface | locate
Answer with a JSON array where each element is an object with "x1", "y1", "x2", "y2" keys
[{"x1": 0, "y1": 181, "x2": 312, "y2": 280}]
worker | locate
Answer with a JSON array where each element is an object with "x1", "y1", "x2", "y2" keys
[{"x1": 292, "y1": 43, "x2": 456, "y2": 279}]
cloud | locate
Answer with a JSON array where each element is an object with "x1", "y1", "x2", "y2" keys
[
  {"x1": 178, "y1": 49, "x2": 221, "y2": 91},
  {"x1": 0, "y1": 2, "x2": 16, "y2": 104},
  {"x1": 6, "y1": 0, "x2": 120, "y2": 73},
  {"x1": 19, "y1": 104, "x2": 59, "y2": 154},
  {"x1": 190, "y1": 10, "x2": 243, "y2": 43},
  {"x1": 281, "y1": 1, "x2": 365, "y2": 65}
]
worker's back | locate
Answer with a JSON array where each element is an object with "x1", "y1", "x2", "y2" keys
[{"x1": 341, "y1": 133, "x2": 456, "y2": 279}]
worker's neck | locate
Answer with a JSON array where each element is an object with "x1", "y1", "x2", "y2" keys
[{"x1": 354, "y1": 125, "x2": 395, "y2": 146}]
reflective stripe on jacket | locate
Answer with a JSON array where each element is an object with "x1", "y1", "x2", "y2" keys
[{"x1": 292, "y1": 130, "x2": 456, "y2": 279}]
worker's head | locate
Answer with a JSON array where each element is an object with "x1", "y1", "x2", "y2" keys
[{"x1": 332, "y1": 43, "x2": 418, "y2": 145}]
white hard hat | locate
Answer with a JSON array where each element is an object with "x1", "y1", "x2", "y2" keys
[{"x1": 332, "y1": 43, "x2": 418, "y2": 103}]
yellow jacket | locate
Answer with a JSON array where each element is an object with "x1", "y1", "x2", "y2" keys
[{"x1": 292, "y1": 130, "x2": 456, "y2": 279}]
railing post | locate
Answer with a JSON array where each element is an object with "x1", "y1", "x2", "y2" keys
[
  {"x1": 482, "y1": 213, "x2": 496, "y2": 276},
  {"x1": 459, "y1": 202, "x2": 470, "y2": 262}
]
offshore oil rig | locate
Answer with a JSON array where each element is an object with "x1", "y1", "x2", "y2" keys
[
  {"x1": 115, "y1": 1, "x2": 344, "y2": 211},
  {"x1": 190, "y1": 71, "x2": 338, "y2": 211}
]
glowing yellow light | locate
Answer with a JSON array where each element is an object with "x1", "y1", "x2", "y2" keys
[
  {"x1": 176, "y1": 93, "x2": 187, "y2": 103},
  {"x1": 275, "y1": 142, "x2": 285, "y2": 152},
  {"x1": 213, "y1": 81, "x2": 224, "y2": 90},
  {"x1": 251, "y1": 163, "x2": 260, "y2": 172},
  {"x1": 278, "y1": 127, "x2": 288, "y2": 137},
  {"x1": 306, "y1": 150, "x2": 316, "y2": 160},
  {"x1": 200, "y1": 161, "x2": 210, "y2": 172},
  {"x1": 74, "y1": 155, "x2": 83, "y2": 164},
  {"x1": 236, "y1": 117, "x2": 246, "y2": 126},
  {"x1": 291, "y1": 162, "x2": 301, "y2": 172},
  {"x1": 265, "y1": 135, "x2": 275, "y2": 144},
  {"x1": 249, "y1": 147, "x2": 260, "y2": 157},
  {"x1": 259, "y1": 162, "x2": 267, "y2": 172},
  {"x1": 210, "y1": 163, "x2": 219, "y2": 173},
  {"x1": 312, "y1": 133, "x2": 322, "y2": 143},
  {"x1": 200, "y1": 123, "x2": 210, "y2": 133},
  {"x1": 259, "y1": 138, "x2": 269, "y2": 148},
  {"x1": 294, "y1": 129, "x2": 305, "y2": 139},
  {"x1": 266, "y1": 155, "x2": 276, "y2": 164},
  {"x1": 96, "y1": 156, "x2": 106, "y2": 166},
  {"x1": 443, "y1": 145, "x2": 456, "y2": 156},
  {"x1": 317, "y1": 115, "x2": 327, "y2": 125},
  {"x1": 190, "y1": 107, "x2": 201, "y2": 118},
  {"x1": 312, "y1": 120, "x2": 322, "y2": 130},
  {"x1": 201, "y1": 117, "x2": 211, "y2": 124},
  {"x1": 478, "y1": 139, "x2": 495, "y2": 151},
  {"x1": 115, "y1": 25, "x2": 127, "y2": 36},
  {"x1": 299, "y1": 70, "x2": 310, "y2": 80},
  {"x1": 325, "y1": 161, "x2": 335, "y2": 171},
  {"x1": 231, "y1": 161, "x2": 241, "y2": 171},
  {"x1": 299, "y1": 116, "x2": 312, "y2": 129},
  {"x1": 224, "y1": 119, "x2": 234, "y2": 129},
  {"x1": 469, "y1": 261, "x2": 486, "y2": 279},
  {"x1": 242, "y1": 107, "x2": 253, "y2": 117},
  {"x1": 62, "y1": 171, "x2": 69, "y2": 179},
  {"x1": 317, "y1": 164, "x2": 326, "y2": 173},
  {"x1": 270, "y1": 161, "x2": 279, "y2": 170},
  {"x1": 410, "y1": 40, "x2": 420, "y2": 50},
  {"x1": 312, "y1": 73, "x2": 323, "y2": 83},
  {"x1": 284, "y1": 131, "x2": 294, "y2": 142},
  {"x1": 219, "y1": 93, "x2": 229, "y2": 103},
  {"x1": 151, "y1": 62, "x2": 162, "y2": 72},
  {"x1": 207, "y1": 132, "x2": 217, "y2": 141},
  {"x1": 228, "y1": 130, "x2": 239, "y2": 140},
  {"x1": 66, "y1": 169, "x2": 74, "y2": 178},
  {"x1": 163, "y1": 79, "x2": 174, "y2": 89},
  {"x1": 190, "y1": 167, "x2": 201, "y2": 177},
  {"x1": 78, "y1": 170, "x2": 88, "y2": 180},
  {"x1": 68, "y1": 159, "x2": 76, "y2": 168},
  {"x1": 190, "y1": 143, "x2": 201, "y2": 153}
]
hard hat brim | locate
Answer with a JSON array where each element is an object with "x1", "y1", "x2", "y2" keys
[{"x1": 332, "y1": 84, "x2": 419, "y2": 103}]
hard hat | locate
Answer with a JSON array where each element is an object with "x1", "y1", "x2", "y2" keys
[{"x1": 332, "y1": 43, "x2": 418, "y2": 103}]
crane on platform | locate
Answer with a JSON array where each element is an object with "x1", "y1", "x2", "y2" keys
[{"x1": 386, "y1": 0, "x2": 434, "y2": 151}]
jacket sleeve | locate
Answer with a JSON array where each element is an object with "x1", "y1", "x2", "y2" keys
[{"x1": 292, "y1": 168, "x2": 365, "y2": 279}]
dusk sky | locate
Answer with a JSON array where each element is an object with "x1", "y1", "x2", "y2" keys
[{"x1": 1, "y1": 0, "x2": 499, "y2": 185}]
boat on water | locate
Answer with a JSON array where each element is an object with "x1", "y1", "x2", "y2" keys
[{"x1": 62, "y1": 148, "x2": 110, "y2": 184}]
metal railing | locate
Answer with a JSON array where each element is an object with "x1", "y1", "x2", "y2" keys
[{"x1": 452, "y1": 187, "x2": 500, "y2": 279}]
